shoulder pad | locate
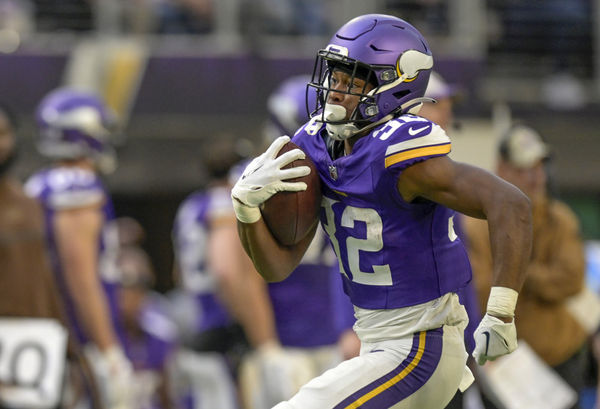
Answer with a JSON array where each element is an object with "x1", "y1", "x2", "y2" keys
[
  {"x1": 294, "y1": 116, "x2": 325, "y2": 139},
  {"x1": 24, "y1": 173, "x2": 46, "y2": 199},
  {"x1": 31, "y1": 167, "x2": 105, "y2": 209},
  {"x1": 370, "y1": 116, "x2": 451, "y2": 169},
  {"x1": 207, "y1": 186, "x2": 234, "y2": 221}
]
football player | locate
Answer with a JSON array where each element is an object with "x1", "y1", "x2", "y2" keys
[
  {"x1": 25, "y1": 89, "x2": 134, "y2": 409},
  {"x1": 232, "y1": 14, "x2": 532, "y2": 408},
  {"x1": 238, "y1": 75, "x2": 359, "y2": 409},
  {"x1": 171, "y1": 137, "x2": 272, "y2": 409},
  {"x1": 116, "y1": 234, "x2": 178, "y2": 409}
]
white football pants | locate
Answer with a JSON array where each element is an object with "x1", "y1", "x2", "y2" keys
[{"x1": 273, "y1": 324, "x2": 470, "y2": 409}]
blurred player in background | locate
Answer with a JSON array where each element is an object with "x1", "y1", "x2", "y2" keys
[
  {"x1": 25, "y1": 88, "x2": 134, "y2": 409},
  {"x1": 171, "y1": 136, "x2": 269, "y2": 409},
  {"x1": 115, "y1": 217, "x2": 178, "y2": 409},
  {"x1": 232, "y1": 14, "x2": 532, "y2": 408},
  {"x1": 237, "y1": 75, "x2": 358, "y2": 409},
  {"x1": 463, "y1": 124, "x2": 588, "y2": 409},
  {"x1": 116, "y1": 223, "x2": 179, "y2": 409},
  {"x1": 418, "y1": 71, "x2": 459, "y2": 132}
]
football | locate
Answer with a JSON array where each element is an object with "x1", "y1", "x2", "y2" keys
[{"x1": 260, "y1": 141, "x2": 321, "y2": 246}]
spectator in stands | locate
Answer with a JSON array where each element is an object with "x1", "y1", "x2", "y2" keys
[
  {"x1": 154, "y1": 0, "x2": 212, "y2": 34},
  {"x1": 252, "y1": 0, "x2": 329, "y2": 35},
  {"x1": 463, "y1": 123, "x2": 588, "y2": 409},
  {"x1": 31, "y1": 0, "x2": 93, "y2": 31},
  {"x1": 0, "y1": 102, "x2": 100, "y2": 408}
]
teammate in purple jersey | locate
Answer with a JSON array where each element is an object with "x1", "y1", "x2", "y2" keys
[
  {"x1": 232, "y1": 14, "x2": 532, "y2": 409},
  {"x1": 25, "y1": 88, "x2": 134, "y2": 409},
  {"x1": 173, "y1": 188, "x2": 239, "y2": 335},
  {"x1": 172, "y1": 138, "x2": 281, "y2": 409},
  {"x1": 117, "y1": 244, "x2": 178, "y2": 409}
]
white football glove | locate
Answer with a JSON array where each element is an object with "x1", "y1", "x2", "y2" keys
[
  {"x1": 231, "y1": 135, "x2": 311, "y2": 223},
  {"x1": 256, "y1": 342, "x2": 313, "y2": 406},
  {"x1": 472, "y1": 313, "x2": 518, "y2": 365},
  {"x1": 472, "y1": 286, "x2": 520, "y2": 365},
  {"x1": 85, "y1": 345, "x2": 134, "y2": 409}
]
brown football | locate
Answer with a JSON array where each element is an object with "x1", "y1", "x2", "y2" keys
[{"x1": 260, "y1": 141, "x2": 321, "y2": 246}]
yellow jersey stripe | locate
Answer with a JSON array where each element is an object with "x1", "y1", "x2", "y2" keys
[
  {"x1": 344, "y1": 331, "x2": 427, "y2": 409},
  {"x1": 385, "y1": 144, "x2": 451, "y2": 168}
]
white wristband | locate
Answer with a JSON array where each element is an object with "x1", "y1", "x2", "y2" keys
[
  {"x1": 486, "y1": 286, "x2": 518, "y2": 318},
  {"x1": 232, "y1": 198, "x2": 262, "y2": 224}
]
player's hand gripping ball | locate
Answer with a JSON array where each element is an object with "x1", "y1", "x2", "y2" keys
[{"x1": 260, "y1": 141, "x2": 321, "y2": 246}]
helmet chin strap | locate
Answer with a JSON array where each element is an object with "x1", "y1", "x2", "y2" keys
[
  {"x1": 399, "y1": 97, "x2": 435, "y2": 115},
  {"x1": 323, "y1": 95, "x2": 433, "y2": 141},
  {"x1": 324, "y1": 103, "x2": 394, "y2": 141}
]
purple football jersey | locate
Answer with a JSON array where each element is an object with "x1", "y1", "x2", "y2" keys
[
  {"x1": 292, "y1": 114, "x2": 472, "y2": 309},
  {"x1": 123, "y1": 294, "x2": 177, "y2": 371},
  {"x1": 121, "y1": 294, "x2": 177, "y2": 409},
  {"x1": 172, "y1": 187, "x2": 234, "y2": 332},
  {"x1": 24, "y1": 166, "x2": 122, "y2": 343}
]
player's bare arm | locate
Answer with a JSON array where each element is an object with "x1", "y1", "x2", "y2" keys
[
  {"x1": 54, "y1": 204, "x2": 118, "y2": 351},
  {"x1": 398, "y1": 155, "x2": 533, "y2": 364},
  {"x1": 209, "y1": 214, "x2": 279, "y2": 346},
  {"x1": 397, "y1": 155, "x2": 532, "y2": 293},
  {"x1": 237, "y1": 217, "x2": 317, "y2": 282},
  {"x1": 233, "y1": 135, "x2": 317, "y2": 282}
]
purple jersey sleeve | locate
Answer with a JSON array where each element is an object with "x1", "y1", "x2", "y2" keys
[
  {"x1": 25, "y1": 167, "x2": 105, "y2": 210},
  {"x1": 124, "y1": 295, "x2": 177, "y2": 371},
  {"x1": 376, "y1": 116, "x2": 451, "y2": 176}
]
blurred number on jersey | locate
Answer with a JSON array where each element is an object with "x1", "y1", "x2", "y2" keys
[{"x1": 0, "y1": 319, "x2": 67, "y2": 408}]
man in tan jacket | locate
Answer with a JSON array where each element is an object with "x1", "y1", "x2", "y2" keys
[
  {"x1": 463, "y1": 123, "x2": 588, "y2": 408},
  {"x1": 0, "y1": 104, "x2": 101, "y2": 409}
]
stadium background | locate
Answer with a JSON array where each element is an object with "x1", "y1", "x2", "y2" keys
[{"x1": 1, "y1": 0, "x2": 599, "y2": 292}]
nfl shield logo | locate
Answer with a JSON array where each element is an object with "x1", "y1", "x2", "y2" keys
[{"x1": 328, "y1": 165, "x2": 338, "y2": 180}]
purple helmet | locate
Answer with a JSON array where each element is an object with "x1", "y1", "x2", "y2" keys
[
  {"x1": 309, "y1": 14, "x2": 434, "y2": 140},
  {"x1": 265, "y1": 75, "x2": 318, "y2": 140},
  {"x1": 36, "y1": 88, "x2": 117, "y2": 172}
]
